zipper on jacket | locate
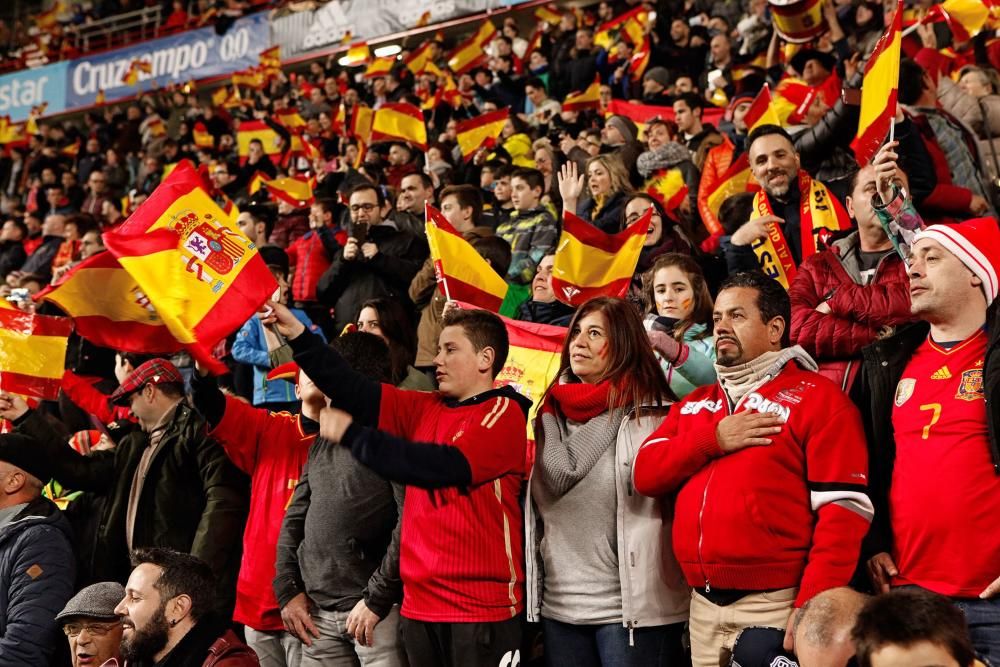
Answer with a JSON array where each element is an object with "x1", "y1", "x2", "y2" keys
[{"x1": 698, "y1": 466, "x2": 716, "y2": 593}]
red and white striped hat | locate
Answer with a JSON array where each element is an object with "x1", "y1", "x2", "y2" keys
[{"x1": 914, "y1": 217, "x2": 1000, "y2": 304}]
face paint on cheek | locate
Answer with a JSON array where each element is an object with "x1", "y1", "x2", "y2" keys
[
  {"x1": 598, "y1": 344, "x2": 609, "y2": 359},
  {"x1": 681, "y1": 298, "x2": 692, "y2": 311}
]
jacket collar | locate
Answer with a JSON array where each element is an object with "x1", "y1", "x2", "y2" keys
[{"x1": 442, "y1": 384, "x2": 533, "y2": 417}]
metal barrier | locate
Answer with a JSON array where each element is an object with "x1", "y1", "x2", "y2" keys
[{"x1": 66, "y1": 5, "x2": 163, "y2": 54}]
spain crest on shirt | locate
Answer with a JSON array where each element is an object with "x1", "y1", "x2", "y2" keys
[
  {"x1": 956, "y1": 369, "x2": 984, "y2": 401},
  {"x1": 895, "y1": 378, "x2": 916, "y2": 407}
]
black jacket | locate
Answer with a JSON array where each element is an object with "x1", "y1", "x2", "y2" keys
[
  {"x1": 0, "y1": 496, "x2": 75, "y2": 666},
  {"x1": 316, "y1": 222, "x2": 428, "y2": 332},
  {"x1": 14, "y1": 405, "x2": 249, "y2": 612},
  {"x1": 0, "y1": 240, "x2": 25, "y2": 278},
  {"x1": 853, "y1": 300, "x2": 1000, "y2": 558}
]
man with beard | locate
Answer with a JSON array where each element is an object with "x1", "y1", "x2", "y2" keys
[
  {"x1": 113, "y1": 548, "x2": 258, "y2": 666},
  {"x1": 633, "y1": 271, "x2": 872, "y2": 667},
  {"x1": 725, "y1": 125, "x2": 852, "y2": 282}
]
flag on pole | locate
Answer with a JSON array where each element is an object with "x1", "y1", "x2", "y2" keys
[
  {"x1": 262, "y1": 176, "x2": 316, "y2": 207},
  {"x1": 744, "y1": 84, "x2": 783, "y2": 132},
  {"x1": 371, "y1": 103, "x2": 428, "y2": 150},
  {"x1": 101, "y1": 162, "x2": 277, "y2": 372},
  {"x1": 37, "y1": 251, "x2": 181, "y2": 354},
  {"x1": 534, "y1": 5, "x2": 563, "y2": 24},
  {"x1": 562, "y1": 78, "x2": 602, "y2": 112},
  {"x1": 550, "y1": 210, "x2": 651, "y2": 306},
  {"x1": 425, "y1": 204, "x2": 508, "y2": 312},
  {"x1": 342, "y1": 43, "x2": 371, "y2": 67},
  {"x1": 0, "y1": 309, "x2": 72, "y2": 401},
  {"x1": 455, "y1": 109, "x2": 509, "y2": 161},
  {"x1": 447, "y1": 22, "x2": 496, "y2": 74},
  {"x1": 927, "y1": 0, "x2": 989, "y2": 41},
  {"x1": 364, "y1": 58, "x2": 395, "y2": 79},
  {"x1": 193, "y1": 121, "x2": 214, "y2": 149},
  {"x1": 852, "y1": 0, "x2": 903, "y2": 167}
]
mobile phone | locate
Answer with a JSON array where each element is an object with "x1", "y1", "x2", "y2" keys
[
  {"x1": 651, "y1": 316, "x2": 680, "y2": 333},
  {"x1": 352, "y1": 221, "x2": 369, "y2": 244}
]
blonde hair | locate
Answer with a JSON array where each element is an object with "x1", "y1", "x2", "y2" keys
[{"x1": 585, "y1": 154, "x2": 631, "y2": 197}]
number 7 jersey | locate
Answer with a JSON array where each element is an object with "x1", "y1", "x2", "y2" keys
[{"x1": 890, "y1": 329, "x2": 999, "y2": 596}]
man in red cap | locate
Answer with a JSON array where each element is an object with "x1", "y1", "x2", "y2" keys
[
  {"x1": 857, "y1": 217, "x2": 1000, "y2": 659},
  {"x1": 0, "y1": 358, "x2": 249, "y2": 617}
]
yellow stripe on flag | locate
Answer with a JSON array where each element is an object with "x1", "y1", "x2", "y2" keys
[
  {"x1": 852, "y1": 0, "x2": 902, "y2": 166},
  {"x1": 426, "y1": 214, "x2": 508, "y2": 306},
  {"x1": 0, "y1": 330, "x2": 67, "y2": 379},
  {"x1": 372, "y1": 104, "x2": 427, "y2": 149},
  {"x1": 42, "y1": 267, "x2": 157, "y2": 323},
  {"x1": 554, "y1": 229, "x2": 646, "y2": 288}
]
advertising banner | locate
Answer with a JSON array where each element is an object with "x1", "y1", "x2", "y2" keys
[
  {"x1": 0, "y1": 62, "x2": 69, "y2": 122},
  {"x1": 272, "y1": 0, "x2": 505, "y2": 57},
  {"x1": 66, "y1": 12, "x2": 269, "y2": 109}
]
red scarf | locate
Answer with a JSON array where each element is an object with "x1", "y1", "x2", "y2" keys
[{"x1": 544, "y1": 379, "x2": 616, "y2": 423}]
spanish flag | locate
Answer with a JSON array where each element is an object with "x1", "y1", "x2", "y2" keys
[
  {"x1": 425, "y1": 204, "x2": 508, "y2": 311},
  {"x1": 232, "y1": 67, "x2": 266, "y2": 89},
  {"x1": 263, "y1": 176, "x2": 316, "y2": 208},
  {"x1": 562, "y1": 78, "x2": 601, "y2": 112},
  {"x1": 237, "y1": 119, "x2": 283, "y2": 164},
  {"x1": 37, "y1": 251, "x2": 181, "y2": 354},
  {"x1": 744, "y1": 84, "x2": 783, "y2": 132},
  {"x1": 0, "y1": 309, "x2": 72, "y2": 401},
  {"x1": 447, "y1": 22, "x2": 495, "y2": 74},
  {"x1": 456, "y1": 109, "x2": 509, "y2": 161},
  {"x1": 372, "y1": 103, "x2": 427, "y2": 150},
  {"x1": 146, "y1": 116, "x2": 166, "y2": 138},
  {"x1": 342, "y1": 42, "x2": 371, "y2": 67},
  {"x1": 852, "y1": 0, "x2": 902, "y2": 167},
  {"x1": 248, "y1": 171, "x2": 267, "y2": 195},
  {"x1": 551, "y1": 209, "x2": 650, "y2": 306},
  {"x1": 101, "y1": 162, "x2": 278, "y2": 372},
  {"x1": 704, "y1": 152, "x2": 757, "y2": 236},
  {"x1": 535, "y1": 5, "x2": 563, "y2": 25},
  {"x1": 259, "y1": 45, "x2": 281, "y2": 68},
  {"x1": 211, "y1": 87, "x2": 229, "y2": 108},
  {"x1": 364, "y1": 57, "x2": 395, "y2": 79},
  {"x1": 645, "y1": 169, "x2": 689, "y2": 217},
  {"x1": 122, "y1": 59, "x2": 152, "y2": 86},
  {"x1": 193, "y1": 121, "x2": 214, "y2": 149},
  {"x1": 595, "y1": 7, "x2": 649, "y2": 49},
  {"x1": 405, "y1": 41, "x2": 434, "y2": 75},
  {"x1": 927, "y1": 0, "x2": 988, "y2": 42},
  {"x1": 275, "y1": 108, "x2": 306, "y2": 131},
  {"x1": 60, "y1": 138, "x2": 81, "y2": 158}
]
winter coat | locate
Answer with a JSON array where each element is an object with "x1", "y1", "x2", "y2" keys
[
  {"x1": 577, "y1": 190, "x2": 629, "y2": 234},
  {"x1": 975, "y1": 94, "x2": 1000, "y2": 183},
  {"x1": 14, "y1": 406, "x2": 249, "y2": 612},
  {"x1": 904, "y1": 107, "x2": 985, "y2": 219},
  {"x1": 516, "y1": 299, "x2": 576, "y2": 327},
  {"x1": 114, "y1": 616, "x2": 259, "y2": 667},
  {"x1": 0, "y1": 240, "x2": 25, "y2": 278},
  {"x1": 409, "y1": 226, "x2": 495, "y2": 367},
  {"x1": 525, "y1": 406, "x2": 690, "y2": 629},
  {"x1": 697, "y1": 136, "x2": 741, "y2": 239},
  {"x1": 232, "y1": 308, "x2": 323, "y2": 407},
  {"x1": 0, "y1": 496, "x2": 75, "y2": 666},
  {"x1": 286, "y1": 226, "x2": 345, "y2": 303},
  {"x1": 642, "y1": 321, "x2": 717, "y2": 399},
  {"x1": 789, "y1": 232, "x2": 912, "y2": 391},
  {"x1": 316, "y1": 222, "x2": 428, "y2": 332}
]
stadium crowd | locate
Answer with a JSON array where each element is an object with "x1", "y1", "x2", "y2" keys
[{"x1": 0, "y1": 0, "x2": 999, "y2": 665}]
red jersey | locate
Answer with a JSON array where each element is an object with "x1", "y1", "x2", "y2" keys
[
  {"x1": 210, "y1": 398, "x2": 315, "y2": 630},
  {"x1": 377, "y1": 385, "x2": 528, "y2": 622},
  {"x1": 891, "y1": 331, "x2": 1000, "y2": 597}
]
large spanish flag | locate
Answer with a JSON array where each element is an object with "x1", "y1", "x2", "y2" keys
[
  {"x1": 852, "y1": 0, "x2": 902, "y2": 167},
  {"x1": 37, "y1": 251, "x2": 181, "y2": 354},
  {"x1": 425, "y1": 204, "x2": 508, "y2": 311},
  {"x1": 101, "y1": 162, "x2": 277, "y2": 372},
  {"x1": 237, "y1": 119, "x2": 283, "y2": 164},
  {"x1": 455, "y1": 109, "x2": 509, "y2": 161},
  {"x1": 551, "y1": 210, "x2": 650, "y2": 306},
  {"x1": 372, "y1": 103, "x2": 427, "y2": 150},
  {"x1": 927, "y1": 0, "x2": 989, "y2": 41},
  {"x1": 562, "y1": 79, "x2": 601, "y2": 112},
  {"x1": 0, "y1": 309, "x2": 72, "y2": 401}
]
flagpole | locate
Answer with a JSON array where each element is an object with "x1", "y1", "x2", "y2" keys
[{"x1": 889, "y1": 118, "x2": 895, "y2": 144}]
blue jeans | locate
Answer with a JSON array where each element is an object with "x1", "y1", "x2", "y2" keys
[
  {"x1": 952, "y1": 596, "x2": 1000, "y2": 663},
  {"x1": 541, "y1": 617, "x2": 687, "y2": 667}
]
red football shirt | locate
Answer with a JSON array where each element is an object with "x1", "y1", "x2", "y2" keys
[
  {"x1": 378, "y1": 385, "x2": 528, "y2": 622},
  {"x1": 890, "y1": 330, "x2": 1000, "y2": 597}
]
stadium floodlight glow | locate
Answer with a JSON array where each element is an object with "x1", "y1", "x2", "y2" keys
[
  {"x1": 373, "y1": 45, "x2": 402, "y2": 58},
  {"x1": 337, "y1": 56, "x2": 353, "y2": 66}
]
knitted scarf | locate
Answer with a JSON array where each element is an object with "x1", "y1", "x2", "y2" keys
[{"x1": 714, "y1": 345, "x2": 818, "y2": 404}]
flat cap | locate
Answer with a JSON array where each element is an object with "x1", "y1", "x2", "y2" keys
[
  {"x1": 56, "y1": 582, "x2": 125, "y2": 622},
  {"x1": 110, "y1": 359, "x2": 183, "y2": 406}
]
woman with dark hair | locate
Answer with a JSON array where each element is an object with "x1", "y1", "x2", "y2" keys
[
  {"x1": 525, "y1": 296, "x2": 689, "y2": 666},
  {"x1": 642, "y1": 253, "x2": 717, "y2": 398},
  {"x1": 622, "y1": 193, "x2": 694, "y2": 297},
  {"x1": 355, "y1": 298, "x2": 434, "y2": 390}
]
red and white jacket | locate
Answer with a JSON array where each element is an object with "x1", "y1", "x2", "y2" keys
[{"x1": 633, "y1": 358, "x2": 872, "y2": 607}]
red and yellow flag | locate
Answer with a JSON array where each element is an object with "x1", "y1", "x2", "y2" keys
[
  {"x1": 447, "y1": 22, "x2": 496, "y2": 74},
  {"x1": 37, "y1": 251, "x2": 181, "y2": 355},
  {"x1": 342, "y1": 43, "x2": 371, "y2": 67},
  {"x1": 535, "y1": 5, "x2": 563, "y2": 24},
  {"x1": 237, "y1": 119, "x2": 283, "y2": 164},
  {"x1": 60, "y1": 138, "x2": 81, "y2": 158},
  {"x1": 193, "y1": 121, "x2": 214, "y2": 149},
  {"x1": 101, "y1": 162, "x2": 277, "y2": 372},
  {"x1": 852, "y1": 0, "x2": 903, "y2": 167},
  {"x1": 259, "y1": 45, "x2": 281, "y2": 68},
  {"x1": 211, "y1": 87, "x2": 230, "y2": 108},
  {"x1": 927, "y1": 0, "x2": 989, "y2": 41},
  {"x1": 122, "y1": 59, "x2": 152, "y2": 86},
  {"x1": 704, "y1": 152, "x2": 757, "y2": 236},
  {"x1": 0, "y1": 309, "x2": 72, "y2": 401},
  {"x1": 645, "y1": 169, "x2": 689, "y2": 217},
  {"x1": 562, "y1": 79, "x2": 602, "y2": 112},
  {"x1": 275, "y1": 108, "x2": 306, "y2": 132},
  {"x1": 262, "y1": 176, "x2": 316, "y2": 208},
  {"x1": 371, "y1": 103, "x2": 427, "y2": 150},
  {"x1": 364, "y1": 57, "x2": 395, "y2": 79},
  {"x1": 232, "y1": 66, "x2": 266, "y2": 89},
  {"x1": 744, "y1": 84, "x2": 783, "y2": 132},
  {"x1": 455, "y1": 109, "x2": 509, "y2": 161},
  {"x1": 595, "y1": 7, "x2": 649, "y2": 49},
  {"x1": 425, "y1": 204, "x2": 508, "y2": 312},
  {"x1": 405, "y1": 41, "x2": 435, "y2": 74},
  {"x1": 551, "y1": 209, "x2": 651, "y2": 306}
]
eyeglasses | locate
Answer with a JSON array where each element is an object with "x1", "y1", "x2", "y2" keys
[
  {"x1": 350, "y1": 203, "x2": 377, "y2": 213},
  {"x1": 63, "y1": 621, "x2": 121, "y2": 637},
  {"x1": 625, "y1": 208, "x2": 662, "y2": 226}
]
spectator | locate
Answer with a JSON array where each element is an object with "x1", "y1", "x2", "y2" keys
[
  {"x1": 317, "y1": 183, "x2": 428, "y2": 333},
  {"x1": 516, "y1": 254, "x2": 576, "y2": 326},
  {"x1": 526, "y1": 297, "x2": 688, "y2": 665},
  {"x1": 601, "y1": 114, "x2": 643, "y2": 179},
  {"x1": 56, "y1": 582, "x2": 126, "y2": 667},
  {"x1": 272, "y1": 332, "x2": 406, "y2": 665},
  {"x1": 725, "y1": 125, "x2": 851, "y2": 277},
  {"x1": 789, "y1": 143, "x2": 913, "y2": 391},
  {"x1": 852, "y1": 588, "x2": 980, "y2": 667},
  {"x1": 641, "y1": 67, "x2": 673, "y2": 106},
  {"x1": 80, "y1": 170, "x2": 111, "y2": 219},
  {"x1": 559, "y1": 156, "x2": 631, "y2": 234},
  {"x1": 286, "y1": 198, "x2": 344, "y2": 331},
  {"x1": 0, "y1": 218, "x2": 26, "y2": 278},
  {"x1": 16, "y1": 212, "x2": 65, "y2": 281},
  {"x1": 356, "y1": 297, "x2": 433, "y2": 389},
  {"x1": 0, "y1": 432, "x2": 75, "y2": 665},
  {"x1": 1, "y1": 360, "x2": 249, "y2": 614},
  {"x1": 634, "y1": 272, "x2": 872, "y2": 666},
  {"x1": 524, "y1": 77, "x2": 562, "y2": 127},
  {"x1": 674, "y1": 92, "x2": 719, "y2": 157},
  {"x1": 857, "y1": 217, "x2": 1000, "y2": 659},
  {"x1": 642, "y1": 253, "x2": 717, "y2": 398},
  {"x1": 496, "y1": 167, "x2": 559, "y2": 284},
  {"x1": 393, "y1": 172, "x2": 436, "y2": 237},
  {"x1": 268, "y1": 304, "x2": 530, "y2": 667},
  {"x1": 115, "y1": 548, "x2": 258, "y2": 665}
]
